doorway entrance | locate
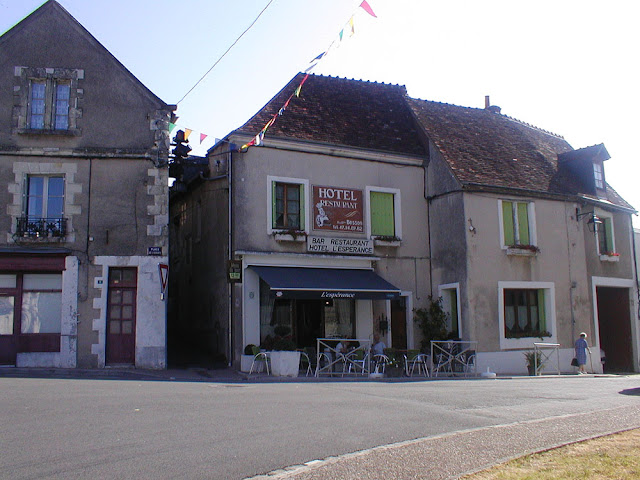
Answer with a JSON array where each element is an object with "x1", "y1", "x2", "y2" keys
[
  {"x1": 106, "y1": 268, "x2": 137, "y2": 365},
  {"x1": 596, "y1": 286, "x2": 633, "y2": 372},
  {"x1": 390, "y1": 296, "x2": 407, "y2": 349}
]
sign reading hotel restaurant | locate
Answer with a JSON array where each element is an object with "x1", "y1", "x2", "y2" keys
[
  {"x1": 307, "y1": 236, "x2": 374, "y2": 255},
  {"x1": 312, "y1": 185, "x2": 364, "y2": 233}
]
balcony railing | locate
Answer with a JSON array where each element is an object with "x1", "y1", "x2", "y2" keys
[{"x1": 16, "y1": 217, "x2": 67, "y2": 238}]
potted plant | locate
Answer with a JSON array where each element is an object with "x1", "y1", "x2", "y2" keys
[
  {"x1": 269, "y1": 337, "x2": 300, "y2": 377},
  {"x1": 524, "y1": 350, "x2": 544, "y2": 375},
  {"x1": 414, "y1": 296, "x2": 449, "y2": 354},
  {"x1": 384, "y1": 354, "x2": 405, "y2": 378}
]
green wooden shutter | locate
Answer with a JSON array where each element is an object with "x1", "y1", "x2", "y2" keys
[
  {"x1": 370, "y1": 191, "x2": 395, "y2": 236},
  {"x1": 604, "y1": 217, "x2": 614, "y2": 252},
  {"x1": 299, "y1": 184, "x2": 305, "y2": 231},
  {"x1": 502, "y1": 201, "x2": 514, "y2": 246},
  {"x1": 517, "y1": 202, "x2": 530, "y2": 245},
  {"x1": 271, "y1": 181, "x2": 277, "y2": 228},
  {"x1": 537, "y1": 289, "x2": 546, "y2": 333}
]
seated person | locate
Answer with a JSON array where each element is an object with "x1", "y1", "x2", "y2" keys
[{"x1": 371, "y1": 333, "x2": 386, "y2": 357}]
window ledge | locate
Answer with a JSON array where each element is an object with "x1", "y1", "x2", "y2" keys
[
  {"x1": 16, "y1": 128, "x2": 81, "y2": 137},
  {"x1": 506, "y1": 246, "x2": 539, "y2": 256},
  {"x1": 373, "y1": 237, "x2": 401, "y2": 247},
  {"x1": 273, "y1": 232, "x2": 306, "y2": 242},
  {"x1": 599, "y1": 255, "x2": 620, "y2": 262},
  {"x1": 14, "y1": 235, "x2": 67, "y2": 244}
]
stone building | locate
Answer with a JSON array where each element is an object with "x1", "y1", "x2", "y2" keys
[
  {"x1": 0, "y1": 1, "x2": 173, "y2": 368},
  {"x1": 171, "y1": 73, "x2": 638, "y2": 374}
]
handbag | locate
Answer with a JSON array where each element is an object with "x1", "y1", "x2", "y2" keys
[{"x1": 571, "y1": 357, "x2": 578, "y2": 367}]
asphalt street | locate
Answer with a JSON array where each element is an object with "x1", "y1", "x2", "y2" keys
[{"x1": 1, "y1": 372, "x2": 639, "y2": 480}]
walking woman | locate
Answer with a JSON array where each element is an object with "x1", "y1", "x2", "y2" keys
[{"x1": 575, "y1": 332, "x2": 590, "y2": 374}]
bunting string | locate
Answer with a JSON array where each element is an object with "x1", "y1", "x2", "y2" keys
[{"x1": 240, "y1": 0, "x2": 377, "y2": 151}]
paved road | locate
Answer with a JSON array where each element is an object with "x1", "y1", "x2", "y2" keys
[{"x1": 1, "y1": 373, "x2": 639, "y2": 479}]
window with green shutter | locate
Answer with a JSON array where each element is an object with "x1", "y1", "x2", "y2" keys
[
  {"x1": 598, "y1": 217, "x2": 614, "y2": 254},
  {"x1": 503, "y1": 288, "x2": 549, "y2": 338},
  {"x1": 370, "y1": 191, "x2": 395, "y2": 237},
  {"x1": 501, "y1": 200, "x2": 532, "y2": 247}
]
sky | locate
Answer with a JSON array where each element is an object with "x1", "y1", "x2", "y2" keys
[{"x1": 1, "y1": 0, "x2": 639, "y2": 224}]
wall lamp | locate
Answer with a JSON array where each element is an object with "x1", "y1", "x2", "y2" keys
[{"x1": 576, "y1": 208, "x2": 603, "y2": 233}]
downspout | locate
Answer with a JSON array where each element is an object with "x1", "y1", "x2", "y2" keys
[
  {"x1": 631, "y1": 221, "x2": 640, "y2": 372},
  {"x1": 227, "y1": 148, "x2": 233, "y2": 367}
]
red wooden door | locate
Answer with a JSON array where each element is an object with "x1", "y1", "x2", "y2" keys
[
  {"x1": 106, "y1": 268, "x2": 137, "y2": 365},
  {"x1": 0, "y1": 294, "x2": 17, "y2": 365}
]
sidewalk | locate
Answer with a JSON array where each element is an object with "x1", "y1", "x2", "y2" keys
[
  {"x1": 247, "y1": 405, "x2": 640, "y2": 480},
  {"x1": 0, "y1": 366, "x2": 625, "y2": 383}
]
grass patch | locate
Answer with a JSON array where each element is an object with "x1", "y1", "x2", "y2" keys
[{"x1": 463, "y1": 429, "x2": 640, "y2": 479}]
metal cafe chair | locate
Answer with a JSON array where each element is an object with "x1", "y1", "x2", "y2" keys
[
  {"x1": 248, "y1": 346, "x2": 270, "y2": 375},
  {"x1": 405, "y1": 349, "x2": 430, "y2": 377},
  {"x1": 372, "y1": 354, "x2": 390, "y2": 374},
  {"x1": 299, "y1": 351, "x2": 313, "y2": 377}
]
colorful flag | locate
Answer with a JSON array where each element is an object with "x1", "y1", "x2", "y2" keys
[
  {"x1": 199, "y1": 133, "x2": 208, "y2": 144},
  {"x1": 294, "y1": 84, "x2": 302, "y2": 97},
  {"x1": 168, "y1": 122, "x2": 177, "y2": 133},
  {"x1": 184, "y1": 128, "x2": 192, "y2": 140},
  {"x1": 339, "y1": 29, "x2": 344, "y2": 41},
  {"x1": 349, "y1": 16, "x2": 355, "y2": 35},
  {"x1": 360, "y1": 0, "x2": 377, "y2": 17}
]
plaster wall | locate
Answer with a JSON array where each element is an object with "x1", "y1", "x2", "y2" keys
[
  {"x1": 90, "y1": 255, "x2": 167, "y2": 369},
  {"x1": 463, "y1": 194, "x2": 590, "y2": 353}
]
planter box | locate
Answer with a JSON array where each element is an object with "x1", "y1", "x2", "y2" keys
[
  {"x1": 240, "y1": 354, "x2": 259, "y2": 373},
  {"x1": 270, "y1": 351, "x2": 300, "y2": 377},
  {"x1": 385, "y1": 366, "x2": 405, "y2": 378}
]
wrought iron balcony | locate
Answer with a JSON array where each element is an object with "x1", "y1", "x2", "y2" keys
[{"x1": 16, "y1": 217, "x2": 67, "y2": 238}]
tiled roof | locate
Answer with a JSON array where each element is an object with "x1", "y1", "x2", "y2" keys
[
  {"x1": 409, "y1": 98, "x2": 633, "y2": 210},
  {"x1": 236, "y1": 73, "x2": 426, "y2": 157}
]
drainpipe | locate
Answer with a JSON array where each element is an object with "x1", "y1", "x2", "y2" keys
[{"x1": 227, "y1": 147, "x2": 233, "y2": 367}]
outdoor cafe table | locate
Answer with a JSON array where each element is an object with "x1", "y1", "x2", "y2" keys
[{"x1": 316, "y1": 338, "x2": 372, "y2": 377}]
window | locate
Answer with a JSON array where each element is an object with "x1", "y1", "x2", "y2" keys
[
  {"x1": 498, "y1": 281, "x2": 556, "y2": 349},
  {"x1": 14, "y1": 66, "x2": 82, "y2": 135},
  {"x1": 366, "y1": 187, "x2": 402, "y2": 240},
  {"x1": 503, "y1": 289, "x2": 547, "y2": 338},
  {"x1": 274, "y1": 182, "x2": 303, "y2": 230},
  {"x1": 28, "y1": 79, "x2": 71, "y2": 131},
  {"x1": 17, "y1": 175, "x2": 66, "y2": 238},
  {"x1": 370, "y1": 191, "x2": 394, "y2": 236},
  {"x1": 597, "y1": 215, "x2": 615, "y2": 256},
  {"x1": 267, "y1": 176, "x2": 309, "y2": 234},
  {"x1": 20, "y1": 274, "x2": 62, "y2": 334},
  {"x1": 439, "y1": 284, "x2": 460, "y2": 338},
  {"x1": 500, "y1": 200, "x2": 536, "y2": 247},
  {"x1": 593, "y1": 162, "x2": 604, "y2": 190}
]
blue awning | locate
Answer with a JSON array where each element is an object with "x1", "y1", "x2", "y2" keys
[{"x1": 250, "y1": 266, "x2": 401, "y2": 300}]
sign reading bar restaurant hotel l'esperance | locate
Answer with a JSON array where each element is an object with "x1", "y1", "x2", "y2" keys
[
  {"x1": 312, "y1": 185, "x2": 364, "y2": 233},
  {"x1": 307, "y1": 236, "x2": 374, "y2": 255}
]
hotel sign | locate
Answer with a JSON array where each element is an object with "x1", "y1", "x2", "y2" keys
[
  {"x1": 307, "y1": 236, "x2": 374, "y2": 255},
  {"x1": 312, "y1": 185, "x2": 364, "y2": 233}
]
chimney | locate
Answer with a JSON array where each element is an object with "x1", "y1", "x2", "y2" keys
[{"x1": 485, "y1": 95, "x2": 501, "y2": 114}]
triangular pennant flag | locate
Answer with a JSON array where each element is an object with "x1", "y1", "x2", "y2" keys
[
  {"x1": 168, "y1": 122, "x2": 177, "y2": 134},
  {"x1": 183, "y1": 128, "x2": 192, "y2": 140},
  {"x1": 305, "y1": 62, "x2": 318, "y2": 73},
  {"x1": 360, "y1": 0, "x2": 377, "y2": 17},
  {"x1": 278, "y1": 107, "x2": 285, "y2": 116},
  {"x1": 310, "y1": 52, "x2": 325, "y2": 63},
  {"x1": 349, "y1": 17, "x2": 355, "y2": 35},
  {"x1": 339, "y1": 29, "x2": 344, "y2": 41},
  {"x1": 199, "y1": 133, "x2": 207, "y2": 144},
  {"x1": 294, "y1": 84, "x2": 302, "y2": 97}
]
